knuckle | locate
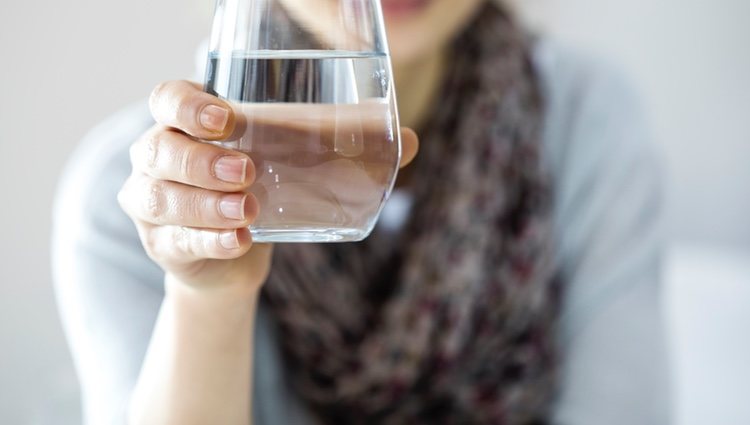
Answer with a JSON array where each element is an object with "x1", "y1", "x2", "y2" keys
[
  {"x1": 149, "y1": 82, "x2": 169, "y2": 111},
  {"x1": 202, "y1": 230, "x2": 223, "y2": 257},
  {"x1": 130, "y1": 132, "x2": 162, "y2": 172},
  {"x1": 144, "y1": 132, "x2": 162, "y2": 171},
  {"x1": 178, "y1": 142, "x2": 195, "y2": 182},
  {"x1": 188, "y1": 190, "x2": 212, "y2": 223},
  {"x1": 172, "y1": 226, "x2": 194, "y2": 257},
  {"x1": 144, "y1": 179, "x2": 168, "y2": 221},
  {"x1": 176, "y1": 89, "x2": 202, "y2": 127}
]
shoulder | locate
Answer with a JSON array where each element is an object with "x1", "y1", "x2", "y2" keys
[
  {"x1": 51, "y1": 103, "x2": 165, "y2": 424},
  {"x1": 531, "y1": 38, "x2": 642, "y2": 101},
  {"x1": 530, "y1": 42, "x2": 671, "y2": 424},
  {"x1": 530, "y1": 39, "x2": 666, "y2": 333},
  {"x1": 53, "y1": 102, "x2": 152, "y2": 242},
  {"x1": 531, "y1": 38, "x2": 657, "y2": 175},
  {"x1": 52, "y1": 101, "x2": 157, "y2": 290},
  {"x1": 530, "y1": 37, "x2": 664, "y2": 232},
  {"x1": 57, "y1": 101, "x2": 151, "y2": 199},
  {"x1": 530, "y1": 37, "x2": 663, "y2": 190},
  {"x1": 531, "y1": 37, "x2": 645, "y2": 117}
]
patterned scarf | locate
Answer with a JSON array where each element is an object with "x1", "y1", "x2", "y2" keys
[{"x1": 264, "y1": 4, "x2": 560, "y2": 424}]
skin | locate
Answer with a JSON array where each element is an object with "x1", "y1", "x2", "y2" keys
[
  {"x1": 122, "y1": 1, "x2": 486, "y2": 424},
  {"x1": 280, "y1": 0, "x2": 486, "y2": 128},
  {"x1": 384, "y1": 0, "x2": 491, "y2": 128}
]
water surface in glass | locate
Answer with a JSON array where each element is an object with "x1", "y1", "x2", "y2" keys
[{"x1": 205, "y1": 49, "x2": 400, "y2": 242}]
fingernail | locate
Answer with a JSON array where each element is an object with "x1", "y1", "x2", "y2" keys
[
  {"x1": 200, "y1": 104, "x2": 229, "y2": 133},
  {"x1": 219, "y1": 194, "x2": 246, "y2": 221},
  {"x1": 219, "y1": 231, "x2": 240, "y2": 250},
  {"x1": 214, "y1": 156, "x2": 247, "y2": 184}
]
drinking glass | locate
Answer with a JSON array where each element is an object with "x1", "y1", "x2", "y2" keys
[{"x1": 204, "y1": 0, "x2": 402, "y2": 243}]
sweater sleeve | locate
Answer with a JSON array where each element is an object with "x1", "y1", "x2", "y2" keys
[
  {"x1": 51, "y1": 102, "x2": 311, "y2": 425},
  {"x1": 52, "y1": 103, "x2": 165, "y2": 425},
  {"x1": 534, "y1": 42, "x2": 672, "y2": 425}
]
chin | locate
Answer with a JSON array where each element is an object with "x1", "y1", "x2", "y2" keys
[
  {"x1": 383, "y1": 0, "x2": 485, "y2": 67},
  {"x1": 385, "y1": 24, "x2": 438, "y2": 66}
]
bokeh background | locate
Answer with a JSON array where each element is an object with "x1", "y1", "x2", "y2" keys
[{"x1": 1, "y1": 0, "x2": 748, "y2": 423}]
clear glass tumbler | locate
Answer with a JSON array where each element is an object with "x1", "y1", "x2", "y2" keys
[{"x1": 204, "y1": 0, "x2": 401, "y2": 243}]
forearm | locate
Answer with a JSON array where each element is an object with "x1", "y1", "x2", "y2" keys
[{"x1": 128, "y1": 275, "x2": 258, "y2": 425}]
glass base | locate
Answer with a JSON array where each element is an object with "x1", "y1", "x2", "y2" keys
[{"x1": 250, "y1": 227, "x2": 370, "y2": 243}]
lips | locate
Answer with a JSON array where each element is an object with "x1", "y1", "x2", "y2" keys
[{"x1": 380, "y1": 0, "x2": 432, "y2": 18}]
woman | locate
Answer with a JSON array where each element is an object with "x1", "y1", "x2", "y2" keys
[{"x1": 53, "y1": 0, "x2": 671, "y2": 424}]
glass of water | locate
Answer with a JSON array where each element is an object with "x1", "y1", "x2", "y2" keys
[{"x1": 204, "y1": 0, "x2": 402, "y2": 243}]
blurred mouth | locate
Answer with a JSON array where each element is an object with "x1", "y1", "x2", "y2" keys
[{"x1": 381, "y1": 0, "x2": 432, "y2": 19}]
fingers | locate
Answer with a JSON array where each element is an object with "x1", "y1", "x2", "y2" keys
[
  {"x1": 149, "y1": 80, "x2": 235, "y2": 140},
  {"x1": 130, "y1": 126, "x2": 255, "y2": 191},
  {"x1": 148, "y1": 80, "x2": 419, "y2": 171},
  {"x1": 134, "y1": 222, "x2": 253, "y2": 263},
  {"x1": 399, "y1": 127, "x2": 419, "y2": 169},
  {"x1": 118, "y1": 174, "x2": 259, "y2": 229}
]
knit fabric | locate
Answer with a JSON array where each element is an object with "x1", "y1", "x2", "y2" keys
[{"x1": 264, "y1": 4, "x2": 559, "y2": 424}]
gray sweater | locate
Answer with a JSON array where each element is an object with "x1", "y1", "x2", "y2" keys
[{"x1": 52, "y1": 39, "x2": 671, "y2": 425}]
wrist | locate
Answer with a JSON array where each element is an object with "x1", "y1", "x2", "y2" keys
[{"x1": 165, "y1": 273, "x2": 261, "y2": 312}]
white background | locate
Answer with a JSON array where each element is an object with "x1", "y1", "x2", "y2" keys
[{"x1": 0, "y1": 0, "x2": 748, "y2": 423}]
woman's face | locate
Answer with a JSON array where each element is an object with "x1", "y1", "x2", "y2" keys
[
  {"x1": 380, "y1": 0, "x2": 486, "y2": 64},
  {"x1": 281, "y1": 0, "x2": 487, "y2": 65}
]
